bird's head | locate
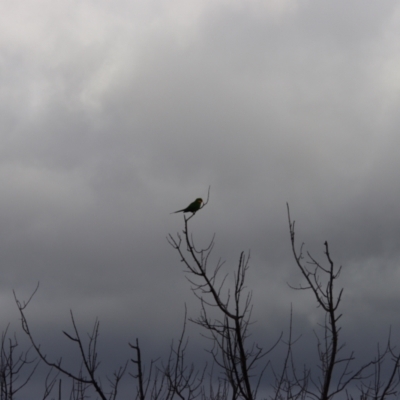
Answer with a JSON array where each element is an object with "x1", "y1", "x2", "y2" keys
[{"x1": 196, "y1": 198, "x2": 203, "y2": 204}]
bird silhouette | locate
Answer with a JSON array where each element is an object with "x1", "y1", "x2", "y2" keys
[{"x1": 172, "y1": 198, "x2": 203, "y2": 214}]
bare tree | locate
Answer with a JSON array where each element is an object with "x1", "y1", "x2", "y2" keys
[
  {"x1": 130, "y1": 306, "x2": 206, "y2": 400},
  {"x1": 271, "y1": 306, "x2": 310, "y2": 400},
  {"x1": 286, "y1": 204, "x2": 400, "y2": 400},
  {"x1": 7, "y1": 200, "x2": 400, "y2": 400},
  {"x1": 161, "y1": 306, "x2": 206, "y2": 400},
  {"x1": 0, "y1": 324, "x2": 43, "y2": 400},
  {"x1": 13, "y1": 284, "x2": 127, "y2": 400},
  {"x1": 355, "y1": 331, "x2": 400, "y2": 400},
  {"x1": 167, "y1": 196, "x2": 278, "y2": 400}
]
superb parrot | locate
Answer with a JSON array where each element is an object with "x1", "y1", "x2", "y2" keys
[{"x1": 172, "y1": 198, "x2": 203, "y2": 214}]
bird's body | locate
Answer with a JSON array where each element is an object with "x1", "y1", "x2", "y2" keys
[{"x1": 172, "y1": 198, "x2": 203, "y2": 214}]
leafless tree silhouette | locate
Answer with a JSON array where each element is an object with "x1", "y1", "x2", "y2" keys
[
  {"x1": 13, "y1": 284, "x2": 127, "y2": 400},
  {"x1": 167, "y1": 200, "x2": 279, "y2": 400},
  {"x1": 286, "y1": 204, "x2": 400, "y2": 400},
  {"x1": 7, "y1": 201, "x2": 400, "y2": 400}
]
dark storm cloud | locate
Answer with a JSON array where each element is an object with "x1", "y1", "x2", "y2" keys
[{"x1": 1, "y1": 0, "x2": 400, "y2": 397}]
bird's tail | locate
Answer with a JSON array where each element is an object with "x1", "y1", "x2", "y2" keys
[{"x1": 170, "y1": 209, "x2": 184, "y2": 214}]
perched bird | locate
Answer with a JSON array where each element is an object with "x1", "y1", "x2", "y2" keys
[{"x1": 172, "y1": 198, "x2": 203, "y2": 214}]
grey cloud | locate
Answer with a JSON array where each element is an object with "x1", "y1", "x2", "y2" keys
[{"x1": 1, "y1": 0, "x2": 400, "y2": 397}]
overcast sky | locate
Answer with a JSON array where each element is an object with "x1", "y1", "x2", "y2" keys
[{"x1": 1, "y1": 0, "x2": 400, "y2": 397}]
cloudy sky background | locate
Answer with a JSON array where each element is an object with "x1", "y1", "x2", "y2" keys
[{"x1": 1, "y1": 0, "x2": 400, "y2": 397}]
